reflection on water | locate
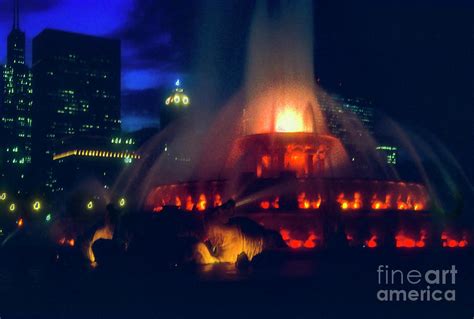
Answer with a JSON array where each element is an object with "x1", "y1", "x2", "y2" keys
[
  {"x1": 0, "y1": 248, "x2": 472, "y2": 319},
  {"x1": 197, "y1": 251, "x2": 323, "y2": 281},
  {"x1": 198, "y1": 263, "x2": 243, "y2": 281}
]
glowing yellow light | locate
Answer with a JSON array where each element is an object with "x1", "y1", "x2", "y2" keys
[
  {"x1": 275, "y1": 107, "x2": 305, "y2": 132},
  {"x1": 87, "y1": 201, "x2": 94, "y2": 210},
  {"x1": 33, "y1": 201, "x2": 41, "y2": 212},
  {"x1": 0, "y1": 193, "x2": 6, "y2": 201},
  {"x1": 165, "y1": 97, "x2": 171, "y2": 105},
  {"x1": 196, "y1": 194, "x2": 207, "y2": 211},
  {"x1": 182, "y1": 96, "x2": 189, "y2": 105},
  {"x1": 174, "y1": 95, "x2": 180, "y2": 104},
  {"x1": 119, "y1": 198, "x2": 126, "y2": 207},
  {"x1": 303, "y1": 200, "x2": 310, "y2": 209},
  {"x1": 9, "y1": 203, "x2": 16, "y2": 212}
]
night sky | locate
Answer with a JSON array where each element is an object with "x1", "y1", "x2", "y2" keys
[{"x1": 0, "y1": 0, "x2": 472, "y2": 180}]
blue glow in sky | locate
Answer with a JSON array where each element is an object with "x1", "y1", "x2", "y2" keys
[
  {"x1": 0, "y1": 0, "x2": 181, "y2": 131},
  {"x1": 0, "y1": 0, "x2": 133, "y2": 59},
  {"x1": 0, "y1": 0, "x2": 182, "y2": 90}
]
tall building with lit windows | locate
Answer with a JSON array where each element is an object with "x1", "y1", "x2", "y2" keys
[
  {"x1": 317, "y1": 92, "x2": 376, "y2": 174},
  {"x1": 376, "y1": 145, "x2": 398, "y2": 166},
  {"x1": 0, "y1": 0, "x2": 33, "y2": 194},
  {"x1": 32, "y1": 29, "x2": 121, "y2": 192}
]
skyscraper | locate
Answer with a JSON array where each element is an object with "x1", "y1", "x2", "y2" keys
[
  {"x1": 317, "y1": 92, "x2": 374, "y2": 147},
  {"x1": 32, "y1": 29, "x2": 121, "y2": 192},
  {"x1": 0, "y1": 0, "x2": 33, "y2": 194}
]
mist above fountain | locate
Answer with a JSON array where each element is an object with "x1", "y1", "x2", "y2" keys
[
  {"x1": 139, "y1": 1, "x2": 437, "y2": 252},
  {"x1": 244, "y1": 1, "x2": 324, "y2": 133}
]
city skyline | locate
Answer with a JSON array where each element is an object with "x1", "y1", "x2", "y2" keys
[
  {"x1": 0, "y1": 2, "x2": 471, "y2": 318},
  {"x1": 0, "y1": 0, "x2": 472, "y2": 179}
]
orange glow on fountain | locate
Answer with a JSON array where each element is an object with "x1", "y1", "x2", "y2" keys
[
  {"x1": 396, "y1": 195, "x2": 425, "y2": 211},
  {"x1": 243, "y1": 83, "x2": 326, "y2": 135},
  {"x1": 196, "y1": 194, "x2": 207, "y2": 211},
  {"x1": 276, "y1": 107, "x2": 306, "y2": 132},
  {"x1": 185, "y1": 196, "x2": 194, "y2": 211},
  {"x1": 337, "y1": 192, "x2": 362, "y2": 211},
  {"x1": 371, "y1": 194, "x2": 391, "y2": 210},
  {"x1": 298, "y1": 192, "x2": 321, "y2": 210},
  {"x1": 139, "y1": 0, "x2": 447, "y2": 256}
]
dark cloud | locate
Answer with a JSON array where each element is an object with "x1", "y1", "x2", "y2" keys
[{"x1": 113, "y1": 0, "x2": 201, "y2": 72}]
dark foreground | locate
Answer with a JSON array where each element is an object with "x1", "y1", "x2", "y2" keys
[{"x1": 0, "y1": 248, "x2": 472, "y2": 319}]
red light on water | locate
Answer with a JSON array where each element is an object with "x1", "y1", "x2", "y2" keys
[
  {"x1": 395, "y1": 231, "x2": 426, "y2": 248},
  {"x1": 288, "y1": 239, "x2": 303, "y2": 249},
  {"x1": 272, "y1": 197, "x2": 280, "y2": 209},
  {"x1": 416, "y1": 241, "x2": 425, "y2": 248},
  {"x1": 366, "y1": 235, "x2": 378, "y2": 248},
  {"x1": 303, "y1": 232, "x2": 318, "y2": 248},
  {"x1": 280, "y1": 228, "x2": 290, "y2": 241},
  {"x1": 396, "y1": 236, "x2": 415, "y2": 248},
  {"x1": 260, "y1": 201, "x2": 270, "y2": 209},
  {"x1": 280, "y1": 228, "x2": 318, "y2": 249},
  {"x1": 303, "y1": 240, "x2": 316, "y2": 248},
  {"x1": 441, "y1": 232, "x2": 469, "y2": 248},
  {"x1": 213, "y1": 194, "x2": 222, "y2": 207}
]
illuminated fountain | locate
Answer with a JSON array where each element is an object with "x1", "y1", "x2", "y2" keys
[{"x1": 133, "y1": 1, "x2": 467, "y2": 257}]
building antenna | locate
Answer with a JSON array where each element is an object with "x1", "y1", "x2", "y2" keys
[{"x1": 13, "y1": 0, "x2": 20, "y2": 30}]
